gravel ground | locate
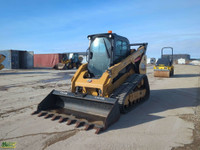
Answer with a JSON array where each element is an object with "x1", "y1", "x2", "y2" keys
[{"x1": 0, "y1": 65, "x2": 199, "y2": 150}]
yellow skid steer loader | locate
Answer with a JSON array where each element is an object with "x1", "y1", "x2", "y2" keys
[{"x1": 32, "y1": 31, "x2": 150, "y2": 134}]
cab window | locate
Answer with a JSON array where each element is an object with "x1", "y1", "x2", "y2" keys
[{"x1": 114, "y1": 40, "x2": 128, "y2": 63}]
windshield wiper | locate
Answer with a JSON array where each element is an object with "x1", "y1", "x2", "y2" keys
[{"x1": 103, "y1": 39, "x2": 110, "y2": 58}]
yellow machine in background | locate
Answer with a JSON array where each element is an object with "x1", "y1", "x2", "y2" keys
[
  {"x1": 55, "y1": 53, "x2": 83, "y2": 70},
  {"x1": 32, "y1": 31, "x2": 150, "y2": 134},
  {"x1": 0, "y1": 54, "x2": 6, "y2": 70},
  {"x1": 154, "y1": 47, "x2": 174, "y2": 78}
]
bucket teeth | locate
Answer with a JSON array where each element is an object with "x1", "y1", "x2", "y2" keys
[
  {"x1": 94, "y1": 127, "x2": 102, "y2": 134},
  {"x1": 51, "y1": 115, "x2": 60, "y2": 120},
  {"x1": 58, "y1": 117, "x2": 64, "y2": 123},
  {"x1": 84, "y1": 124, "x2": 90, "y2": 130},
  {"x1": 31, "y1": 111, "x2": 40, "y2": 115},
  {"x1": 35, "y1": 113, "x2": 106, "y2": 134},
  {"x1": 66, "y1": 119, "x2": 76, "y2": 125},
  {"x1": 75, "y1": 121, "x2": 85, "y2": 128},
  {"x1": 84, "y1": 124, "x2": 94, "y2": 130},
  {"x1": 51, "y1": 115, "x2": 56, "y2": 120},
  {"x1": 67, "y1": 119, "x2": 72, "y2": 125},
  {"x1": 38, "y1": 111, "x2": 47, "y2": 117},
  {"x1": 37, "y1": 112, "x2": 42, "y2": 117},
  {"x1": 44, "y1": 113, "x2": 54, "y2": 119},
  {"x1": 33, "y1": 110, "x2": 106, "y2": 134},
  {"x1": 44, "y1": 113, "x2": 49, "y2": 118}
]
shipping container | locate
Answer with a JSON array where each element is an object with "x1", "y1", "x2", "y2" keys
[
  {"x1": 0, "y1": 50, "x2": 34, "y2": 69},
  {"x1": 34, "y1": 54, "x2": 63, "y2": 68}
]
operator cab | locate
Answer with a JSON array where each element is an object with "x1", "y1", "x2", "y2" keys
[{"x1": 87, "y1": 31, "x2": 130, "y2": 77}]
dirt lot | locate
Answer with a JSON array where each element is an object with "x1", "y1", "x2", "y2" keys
[{"x1": 0, "y1": 65, "x2": 199, "y2": 150}]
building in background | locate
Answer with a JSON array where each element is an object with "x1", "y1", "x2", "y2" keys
[
  {"x1": 162, "y1": 54, "x2": 190, "y2": 61},
  {"x1": 0, "y1": 50, "x2": 34, "y2": 69},
  {"x1": 162, "y1": 54, "x2": 190, "y2": 64}
]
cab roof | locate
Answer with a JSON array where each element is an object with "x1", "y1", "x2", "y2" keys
[{"x1": 87, "y1": 33, "x2": 129, "y2": 43}]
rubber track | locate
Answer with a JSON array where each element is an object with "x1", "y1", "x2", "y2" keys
[{"x1": 111, "y1": 74, "x2": 150, "y2": 113}]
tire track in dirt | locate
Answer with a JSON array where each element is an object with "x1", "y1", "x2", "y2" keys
[
  {"x1": 0, "y1": 105, "x2": 35, "y2": 118},
  {"x1": 42, "y1": 129, "x2": 81, "y2": 150}
]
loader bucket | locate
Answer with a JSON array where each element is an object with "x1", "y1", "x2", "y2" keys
[
  {"x1": 32, "y1": 90, "x2": 120, "y2": 134},
  {"x1": 154, "y1": 70, "x2": 170, "y2": 78}
]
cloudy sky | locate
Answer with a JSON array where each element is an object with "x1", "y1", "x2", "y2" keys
[{"x1": 0, "y1": 0, "x2": 200, "y2": 58}]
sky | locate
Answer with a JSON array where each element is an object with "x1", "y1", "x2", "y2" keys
[{"x1": 0, "y1": 0, "x2": 200, "y2": 59}]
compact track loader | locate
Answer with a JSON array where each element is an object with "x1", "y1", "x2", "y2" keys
[
  {"x1": 32, "y1": 31, "x2": 150, "y2": 134},
  {"x1": 154, "y1": 47, "x2": 174, "y2": 78},
  {"x1": 0, "y1": 54, "x2": 6, "y2": 70}
]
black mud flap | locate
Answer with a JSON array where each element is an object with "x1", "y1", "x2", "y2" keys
[{"x1": 32, "y1": 90, "x2": 120, "y2": 134}]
